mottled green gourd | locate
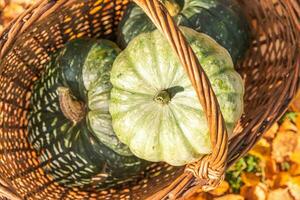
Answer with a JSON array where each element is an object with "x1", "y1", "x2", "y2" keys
[
  {"x1": 28, "y1": 39, "x2": 148, "y2": 188},
  {"x1": 118, "y1": 0, "x2": 251, "y2": 63},
  {"x1": 110, "y1": 27, "x2": 244, "y2": 166}
]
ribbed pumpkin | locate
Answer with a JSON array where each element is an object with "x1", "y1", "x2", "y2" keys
[
  {"x1": 28, "y1": 38, "x2": 149, "y2": 188},
  {"x1": 118, "y1": 0, "x2": 251, "y2": 63},
  {"x1": 110, "y1": 27, "x2": 244, "y2": 166}
]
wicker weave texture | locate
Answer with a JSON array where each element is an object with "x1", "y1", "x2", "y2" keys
[{"x1": 0, "y1": 0, "x2": 298, "y2": 199}]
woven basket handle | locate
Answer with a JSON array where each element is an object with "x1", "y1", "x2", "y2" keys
[
  {"x1": 0, "y1": 0, "x2": 227, "y2": 198},
  {"x1": 132, "y1": 0, "x2": 228, "y2": 197}
]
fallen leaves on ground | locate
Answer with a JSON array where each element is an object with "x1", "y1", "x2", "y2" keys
[
  {"x1": 240, "y1": 183, "x2": 268, "y2": 200},
  {"x1": 271, "y1": 131, "x2": 298, "y2": 162},
  {"x1": 189, "y1": 110, "x2": 300, "y2": 199},
  {"x1": 267, "y1": 188, "x2": 293, "y2": 200},
  {"x1": 0, "y1": 0, "x2": 34, "y2": 32},
  {"x1": 290, "y1": 91, "x2": 300, "y2": 113},
  {"x1": 214, "y1": 194, "x2": 244, "y2": 200},
  {"x1": 208, "y1": 181, "x2": 230, "y2": 196}
]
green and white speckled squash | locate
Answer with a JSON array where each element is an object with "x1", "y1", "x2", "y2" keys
[
  {"x1": 110, "y1": 27, "x2": 244, "y2": 166},
  {"x1": 28, "y1": 38, "x2": 148, "y2": 188},
  {"x1": 118, "y1": 0, "x2": 251, "y2": 63}
]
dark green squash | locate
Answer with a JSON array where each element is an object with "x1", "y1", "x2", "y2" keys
[
  {"x1": 118, "y1": 0, "x2": 251, "y2": 63},
  {"x1": 28, "y1": 38, "x2": 149, "y2": 188}
]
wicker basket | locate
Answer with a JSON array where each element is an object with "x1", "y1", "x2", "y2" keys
[{"x1": 0, "y1": 0, "x2": 299, "y2": 199}]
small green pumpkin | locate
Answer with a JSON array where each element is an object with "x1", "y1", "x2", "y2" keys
[
  {"x1": 110, "y1": 27, "x2": 244, "y2": 166},
  {"x1": 28, "y1": 38, "x2": 148, "y2": 188},
  {"x1": 118, "y1": 0, "x2": 251, "y2": 63}
]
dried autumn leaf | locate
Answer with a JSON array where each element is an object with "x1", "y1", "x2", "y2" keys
[
  {"x1": 264, "y1": 123, "x2": 279, "y2": 140},
  {"x1": 240, "y1": 186, "x2": 251, "y2": 199},
  {"x1": 256, "y1": 185, "x2": 268, "y2": 200},
  {"x1": 295, "y1": 136, "x2": 300, "y2": 152},
  {"x1": 264, "y1": 179, "x2": 275, "y2": 189},
  {"x1": 291, "y1": 176, "x2": 300, "y2": 188},
  {"x1": 267, "y1": 188, "x2": 294, "y2": 200},
  {"x1": 10, "y1": 0, "x2": 35, "y2": 5},
  {"x1": 209, "y1": 181, "x2": 229, "y2": 196},
  {"x1": 279, "y1": 118, "x2": 298, "y2": 133},
  {"x1": 188, "y1": 192, "x2": 212, "y2": 200},
  {"x1": 287, "y1": 182, "x2": 300, "y2": 200},
  {"x1": 2, "y1": 3, "x2": 25, "y2": 25},
  {"x1": 0, "y1": 0, "x2": 7, "y2": 8},
  {"x1": 296, "y1": 115, "x2": 300, "y2": 131},
  {"x1": 3, "y1": 3, "x2": 24, "y2": 16},
  {"x1": 240, "y1": 183, "x2": 268, "y2": 200},
  {"x1": 289, "y1": 163, "x2": 300, "y2": 176},
  {"x1": 272, "y1": 131, "x2": 298, "y2": 162},
  {"x1": 249, "y1": 138, "x2": 271, "y2": 160},
  {"x1": 264, "y1": 157, "x2": 278, "y2": 179},
  {"x1": 213, "y1": 194, "x2": 244, "y2": 200},
  {"x1": 273, "y1": 172, "x2": 292, "y2": 188},
  {"x1": 290, "y1": 91, "x2": 300, "y2": 112},
  {"x1": 290, "y1": 152, "x2": 300, "y2": 165},
  {"x1": 241, "y1": 172, "x2": 261, "y2": 186}
]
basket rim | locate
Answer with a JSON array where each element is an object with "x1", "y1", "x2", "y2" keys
[{"x1": 0, "y1": 0, "x2": 299, "y2": 199}]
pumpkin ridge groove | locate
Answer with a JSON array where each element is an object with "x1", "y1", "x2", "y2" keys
[
  {"x1": 109, "y1": 101, "x2": 151, "y2": 121},
  {"x1": 112, "y1": 86, "x2": 153, "y2": 97},
  {"x1": 127, "y1": 50, "x2": 157, "y2": 91},
  {"x1": 126, "y1": 104, "x2": 159, "y2": 146},
  {"x1": 157, "y1": 109, "x2": 164, "y2": 160},
  {"x1": 168, "y1": 106, "x2": 201, "y2": 159},
  {"x1": 152, "y1": 32, "x2": 164, "y2": 89},
  {"x1": 172, "y1": 102, "x2": 204, "y2": 114}
]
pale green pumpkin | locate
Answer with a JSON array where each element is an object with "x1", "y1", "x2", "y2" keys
[{"x1": 110, "y1": 27, "x2": 244, "y2": 166}]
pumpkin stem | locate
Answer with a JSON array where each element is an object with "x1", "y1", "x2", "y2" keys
[
  {"x1": 57, "y1": 87, "x2": 86, "y2": 124},
  {"x1": 154, "y1": 90, "x2": 171, "y2": 105},
  {"x1": 161, "y1": 0, "x2": 181, "y2": 16}
]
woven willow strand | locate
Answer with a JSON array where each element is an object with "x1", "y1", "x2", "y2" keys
[{"x1": 0, "y1": 176, "x2": 21, "y2": 200}]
